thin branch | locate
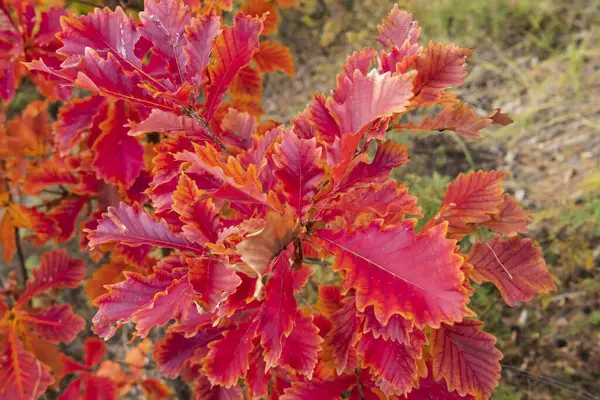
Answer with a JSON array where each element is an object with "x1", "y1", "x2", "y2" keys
[
  {"x1": 186, "y1": 109, "x2": 232, "y2": 156},
  {"x1": 3, "y1": 175, "x2": 27, "y2": 285},
  {"x1": 501, "y1": 364, "x2": 599, "y2": 400},
  {"x1": 14, "y1": 228, "x2": 26, "y2": 284}
]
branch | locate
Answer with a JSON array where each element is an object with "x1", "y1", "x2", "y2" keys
[
  {"x1": 186, "y1": 109, "x2": 232, "y2": 156},
  {"x1": 3, "y1": 174, "x2": 27, "y2": 285}
]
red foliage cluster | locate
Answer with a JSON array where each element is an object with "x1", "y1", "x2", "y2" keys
[{"x1": 0, "y1": 0, "x2": 555, "y2": 398}]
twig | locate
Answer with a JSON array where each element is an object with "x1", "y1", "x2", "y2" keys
[
  {"x1": 186, "y1": 109, "x2": 231, "y2": 156},
  {"x1": 501, "y1": 364, "x2": 599, "y2": 400},
  {"x1": 14, "y1": 228, "x2": 26, "y2": 284},
  {"x1": 3, "y1": 176, "x2": 27, "y2": 285}
]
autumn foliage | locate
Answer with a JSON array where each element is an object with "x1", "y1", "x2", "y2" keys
[{"x1": 0, "y1": 0, "x2": 555, "y2": 398}]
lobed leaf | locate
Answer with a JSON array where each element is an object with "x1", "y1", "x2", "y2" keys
[
  {"x1": 430, "y1": 319, "x2": 502, "y2": 399},
  {"x1": 204, "y1": 14, "x2": 263, "y2": 119},
  {"x1": 316, "y1": 221, "x2": 469, "y2": 328},
  {"x1": 467, "y1": 235, "x2": 555, "y2": 306},
  {"x1": 87, "y1": 202, "x2": 205, "y2": 253},
  {"x1": 17, "y1": 249, "x2": 85, "y2": 307},
  {"x1": 18, "y1": 305, "x2": 85, "y2": 343},
  {"x1": 0, "y1": 328, "x2": 53, "y2": 400}
]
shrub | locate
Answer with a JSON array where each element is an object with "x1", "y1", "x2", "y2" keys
[{"x1": 0, "y1": 0, "x2": 554, "y2": 398}]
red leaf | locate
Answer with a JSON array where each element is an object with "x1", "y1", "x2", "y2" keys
[
  {"x1": 309, "y1": 93, "x2": 340, "y2": 143},
  {"x1": 133, "y1": 278, "x2": 195, "y2": 337},
  {"x1": 204, "y1": 13, "x2": 263, "y2": 119},
  {"x1": 86, "y1": 203, "x2": 205, "y2": 253},
  {"x1": 362, "y1": 307, "x2": 413, "y2": 344},
  {"x1": 273, "y1": 130, "x2": 325, "y2": 217},
  {"x1": 92, "y1": 102, "x2": 144, "y2": 188},
  {"x1": 430, "y1": 170, "x2": 506, "y2": 238},
  {"x1": 407, "y1": 372, "x2": 475, "y2": 400},
  {"x1": 0, "y1": 328, "x2": 53, "y2": 400},
  {"x1": 92, "y1": 270, "x2": 174, "y2": 339},
  {"x1": 128, "y1": 109, "x2": 208, "y2": 137},
  {"x1": 358, "y1": 330, "x2": 426, "y2": 396},
  {"x1": 330, "y1": 69, "x2": 416, "y2": 135},
  {"x1": 375, "y1": 5, "x2": 421, "y2": 49},
  {"x1": 332, "y1": 180, "x2": 420, "y2": 222},
  {"x1": 245, "y1": 347, "x2": 270, "y2": 398},
  {"x1": 185, "y1": 14, "x2": 221, "y2": 88},
  {"x1": 193, "y1": 374, "x2": 243, "y2": 400},
  {"x1": 430, "y1": 319, "x2": 503, "y2": 399},
  {"x1": 58, "y1": 6, "x2": 141, "y2": 68},
  {"x1": 467, "y1": 236, "x2": 555, "y2": 306},
  {"x1": 54, "y1": 95, "x2": 105, "y2": 155},
  {"x1": 173, "y1": 175, "x2": 223, "y2": 245},
  {"x1": 257, "y1": 251, "x2": 297, "y2": 369},
  {"x1": 482, "y1": 194, "x2": 530, "y2": 236},
  {"x1": 253, "y1": 41, "x2": 294, "y2": 77},
  {"x1": 316, "y1": 221, "x2": 468, "y2": 328},
  {"x1": 414, "y1": 42, "x2": 472, "y2": 104},
  {"x1": 203, "y1": 319, "x2": 258, "y2": 387},
  {"x1": 280, "y1": 376, "x2": 356, "y2": 400},
  {"x1": 84, "y1": 337, "x2": 107, "y2": 368},
  {"x1": 138, "y1": 0, "x2": 191, "y2": 84},
  {"x1": 334, "y1": 48, "x2": 375, "y2": 103},
  {"x1": 188, "y1": 257, "x2": 242, "y2": 312},
  {"x1": 327, "y1": 296, "x2": 360, "y2": 375},
  {"x1": 334, "y1": 141, "x2": 409, "y2": 195},
  {"x1": 155, "y1": 328, "x2": 225, "y2": 378},
  {"x1": 72, "y1": 50, "x2": 178, "y2": 111},
  {"x1": 48, "y1": 196, "x2": 89, "y2": 243},
  {"x1": 85, "y1": 262, "x2": 130, "y2": 301},
  {"x1": 279, "y1": 311, "x2": 323, "y2": 378},
  {"x1": 17, "y1": 249, "x2": 85, "y2": 308},
  {"x1": 18, "y1": 305, "x2": 84, "y2": 343},
  {"x1": 220, "y1": 107, "x2": 257, "y2": 150},
  {"x1": 380, "y1": 40, "x2": 422, "y2": 75}
]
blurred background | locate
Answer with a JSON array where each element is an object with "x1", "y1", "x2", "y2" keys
[{"x1": 261, "y1": 0, "x2": 600, "y2": 398}]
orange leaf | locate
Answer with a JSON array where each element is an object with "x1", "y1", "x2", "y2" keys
[
  {"x1": 85, "y1": 262, "x2": 130, "y2": 301},
  {"x1": 253, "y1": 41, "x2": 294, "y2": 77},
  {"x1": 241, "y1": 0, "x2": 278, "y2": 36},
  {"x1": 414, "y1": 42, "x2": 472, "y2": 105},
  {"x1": 229, "y1": 66, "x2": 263, "y2": 107},
  {"x1": 395, "y1": 102, "x2": 508, "y2": 139}
]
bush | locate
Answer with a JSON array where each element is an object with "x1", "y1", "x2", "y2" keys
[{"x1": 0, "y1": 0, "x2": 554, "y2": 398}]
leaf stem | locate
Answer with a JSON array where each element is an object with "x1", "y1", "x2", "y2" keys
[{"x1": 186, "y1": 109, "x2": 232, "y2": 156}]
